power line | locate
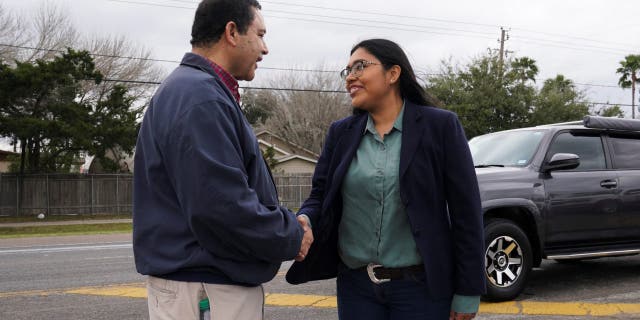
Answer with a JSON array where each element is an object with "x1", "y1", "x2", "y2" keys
[
  {"x1": 587, "y1": 102, "x2": 635, "y2": 107},
  {"x1": 166, "y1": 0, "x2": 499, "y2": 29},
  {"x1": 257, "y1": 0, "x2": 635, "y2": 49},
  {"x1": 0, "y1": 43, "x2": 627, "y2": 90},
  {"x1": 510, "y1": 38, "x2": 626, "y2": 57},
  {"x1": 100, "y1": 78, "x2": 634, "y2": 106},
  {"x1": 265, "y1": 9, "x2": 496, "y2": 37},
  {"x1": 263, "y1": 15, "x2": 497, "y2": 40},
  {"x1": 0, "y1": 43, "x2": 337, "y2": 73},
  {"x1": 100, "y1": 78, "x2": 347, "y2": 93},
  {"x1": 512, "y1": 27, "x2": 630, "y2": 48},
  {"x1": 573, "y1": 82, "x2": 620, "y2": 88},
  {"x1": 0, "y1": 43, "x2": 180, "y2": 63},
  {"x1": 514, "y1": 34, "x2": 628, "y2": 54},
  {"x1": 109, "y1": 0, "x2": 497, "y2": 40},
  {"x1": 114, "y1": 0, "x2": 637, "y2": 58}
]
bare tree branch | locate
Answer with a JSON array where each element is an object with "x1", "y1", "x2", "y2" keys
[
  {"x1": 257, "y1": 67, "x2": 351, "y2": 153},
  {"x1": 0, "y1": 4, "x2": 29, "y2": 63},
  {"x1": 80, "y1": 34, "x2": 164, "y2": 104},
  {"x1": 25, "y1": 1, "x2": 78, "y2": 62}
]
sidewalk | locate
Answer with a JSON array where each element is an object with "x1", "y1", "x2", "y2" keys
[{"x1": 0, "y1": 219, "x2": 132, "y2": 228}]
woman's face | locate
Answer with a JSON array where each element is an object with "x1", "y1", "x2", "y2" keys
[{"x1": 344, "y1": 48, "x2": 396, "y2": 111}]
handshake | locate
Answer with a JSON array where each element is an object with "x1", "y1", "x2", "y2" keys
[{"x1": 295, "y1": 215, "x2": 314, "y2": 262}]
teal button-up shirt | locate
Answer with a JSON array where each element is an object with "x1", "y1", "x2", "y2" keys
[
  {"x1": 339, "y1": 105, "x2": 422, "y2": 269},
  {"x1": 336, "y1": 105, "x2": 480, "y2": 314}
]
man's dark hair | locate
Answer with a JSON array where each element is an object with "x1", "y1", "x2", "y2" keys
[{"x1": 190, "y1": 0, "x2": 261, "y2": 48}]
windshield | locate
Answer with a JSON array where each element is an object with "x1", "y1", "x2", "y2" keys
[{"x1": 469, "y1": 129, "x2": 547, "y2": 167}]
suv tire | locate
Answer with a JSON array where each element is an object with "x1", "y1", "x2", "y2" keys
[{"x1": 483, "y1": 219, "x2": 533, "y2": 301}]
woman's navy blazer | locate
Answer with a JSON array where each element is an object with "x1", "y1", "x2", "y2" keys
[{"x1": 286, "y1": 101, "x2": 486, "y2": 298}]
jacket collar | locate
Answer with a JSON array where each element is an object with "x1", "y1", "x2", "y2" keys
[
  {"x1": 179, "y1": 52, "x2": 240, "y2": 107},
  {"x1": 334, "y1": 100, "x2": 425, "y2": 184},
  {"x1": 345, "y1": 101, "x2": 425, "y2": 179},
  {"x1": 400, "y1": 100, "x2": 425, "y2": 178},
  {"x1": 180, "y1": 52, "x2": 217, "y2": 77}
]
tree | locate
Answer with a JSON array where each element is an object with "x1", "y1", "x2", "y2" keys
[
  {"x1": 258, "y1": 69, "x2": 351, "y2": 154},
  {"x1": 262, "y1": 145, "x2": 278, "y2": 171},
  {"x1": 241, "y1": 89, "x2": 275, "y2": 126},
  {"x1": 79, "y1": 34, "x2": 163, "y2": 105},
  {"x1": 0, "y1": 2, "x2": 77, "y2": 64},
  {"x1": 0, "y1": 49, "x2": 142, "y2": 174},
  {"x1": 87, "y1": 85, "x2": 143, "y2": 172},
  {"x1": 427, "y1": 53, "x2": 598, "y2": 135},
  {"x1": 509, "y1": 57, "x2": 539, "y2": 84},
  {"x1": 529, "y1": 75, "x2": 590, "y2": 126},
  {"x1": 0, "y1": 2, "x2": 163, "y2": 105},
  {"x1": 0, "y1": 1, "x2": 162, "y2": 172},
  {"x1": 592, "y1": 105, "x2": 625, "y2": 118},
  {"x1": 0, "y1": 49, "x2": 102, "y2": 174},
  {"x1": 0, "y1": 4, "x2": 28, "y2": 61},
  {"x1": 616, "y1": 54, "x2": 640, "y2": 119},
  {"x1": 427, "y1": 53, "x2": 537, "y2": 138}
]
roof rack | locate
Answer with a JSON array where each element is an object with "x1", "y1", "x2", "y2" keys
[
  {"x1": 583, "y1": 116, "x2": 640, "y2": 131},
  {"x1": 536, "y1": 120, "x2": 583, "y2": 127}
]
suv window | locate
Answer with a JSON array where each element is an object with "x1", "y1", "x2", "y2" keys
[
  {"x1": 469, "y1": 130, "x2": 546, "y2": 167},
  {"x1": 547, "y1": 132, "x2": 606, "y2": 170},
  {"x1": 609, "y1": 135, "x2": 640, "y2": 169}
]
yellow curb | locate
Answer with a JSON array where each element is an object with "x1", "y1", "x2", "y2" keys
[
  {"x1": 66, "y1": 285, "x2": 147, "y2": 299},
  {"x1": 3, "y1": 283, "x2": 640, "y2": 317}
]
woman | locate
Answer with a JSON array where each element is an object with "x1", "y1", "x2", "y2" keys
[{"x1": 286, "y1": 39, "x2": 485, "y2": 320}]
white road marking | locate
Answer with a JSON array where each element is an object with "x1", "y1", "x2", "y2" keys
[
  {"x1": 0, "y1": 243, "x2": 132, "y2": 255},
  {"x1": 0, "y1": 241, "x2": 131, "y2": 250}
]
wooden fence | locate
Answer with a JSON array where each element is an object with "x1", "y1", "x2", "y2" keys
[{"x1": 0, "y1": 173, "x2": 312, "y2": 217}]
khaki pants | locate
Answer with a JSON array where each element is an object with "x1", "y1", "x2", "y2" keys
[{"x1": 146, "y1": 276, "x2": 264, "y2": 320}]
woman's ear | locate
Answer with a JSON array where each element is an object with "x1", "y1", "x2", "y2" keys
[{"x1": 388, "y1": 65, "x2": 401, "y2": 84}]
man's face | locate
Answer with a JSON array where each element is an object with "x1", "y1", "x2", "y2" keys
[{"x1": 233, "y1": 8, "x2": 268, "y2": 81}]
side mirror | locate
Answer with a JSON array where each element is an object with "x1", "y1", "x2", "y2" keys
[{"x1": 543, "y1": 153, "x2": 580, "y2": 172}]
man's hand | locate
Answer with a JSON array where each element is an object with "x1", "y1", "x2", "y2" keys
[
  {"x1": 294, "y1": 215, "x2": 313, "y2": 262},
  {"x1": 449, "y1": 311, "x2": 476, "y2": 320}
]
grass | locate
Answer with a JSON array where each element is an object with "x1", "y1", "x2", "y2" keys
[
  {"x1": 0, "y1": 214, "x2": 132, "y2": 224},
  {"x1": 0, "y1": 223, "x2": 132, "y2": 238}
]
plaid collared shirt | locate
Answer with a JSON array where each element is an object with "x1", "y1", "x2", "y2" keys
[{"x1": 206, "y1": 59, "x2": 240, "y2": 104}]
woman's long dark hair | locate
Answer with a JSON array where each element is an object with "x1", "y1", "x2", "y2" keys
[{"x1": 350, "y1": 39, "x2": 440, "y2": 108}]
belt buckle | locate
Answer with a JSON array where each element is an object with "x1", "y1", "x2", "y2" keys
[{"x1": 366, "y1": 263, "x2": 390, "y2": 284}]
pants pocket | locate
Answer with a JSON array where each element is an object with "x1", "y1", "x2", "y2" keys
[{"x1": 147, "y1": 276, "x2": 178, "y2": 305}]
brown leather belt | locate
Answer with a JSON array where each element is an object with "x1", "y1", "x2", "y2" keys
[{"x1": 360, "y1": 263, "x2": 424, "y2": 284}]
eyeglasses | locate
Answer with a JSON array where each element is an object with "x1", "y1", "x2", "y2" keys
[{"x1": 339, "y1": 60, "x2": 380, "y2": 80}]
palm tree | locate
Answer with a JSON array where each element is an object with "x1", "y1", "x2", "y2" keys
[
  {"x1": 616, "y1": 54, "x2": 640, "y2": 119},
  {"x1": 510, "y1": 57, "x2": 539, "y2": 84}
]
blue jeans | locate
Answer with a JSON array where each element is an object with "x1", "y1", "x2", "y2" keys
[{"x1": 337, "y1": 265, "x2": 452, "y2": 320}]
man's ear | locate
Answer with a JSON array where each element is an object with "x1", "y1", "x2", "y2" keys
[{"x1": 224, "y1": 21, "x2": 239, "y2": 46}]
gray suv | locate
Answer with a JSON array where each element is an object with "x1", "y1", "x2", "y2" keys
[{"x1": 469, "y1": 116, "x2": 640, "y2": 301}]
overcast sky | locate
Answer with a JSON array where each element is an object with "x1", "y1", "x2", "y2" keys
[{"x1": 1, "y1": 0, "x2": 640, "y2": 150}]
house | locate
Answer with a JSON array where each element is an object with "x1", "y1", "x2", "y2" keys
[
  {"x1": 82, "y1": 132, "x2": 318, "y2": 175},
  {"x1": 256, "y1": 130, "x2": 319, "y2": 175},
  {"x1": 0, "y1": 150, "x2": 18, "y2": 173},
  {"x1": 86, "y1": 149, "x2": 134, "y2": 174}
]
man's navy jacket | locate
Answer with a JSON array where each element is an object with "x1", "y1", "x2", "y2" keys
[
  {"x1": 133, "y1": 53, "x2": 302, "y2": 286},
  {"x1": 286, "y1": 101, "x2": 486, "y2": 298}
]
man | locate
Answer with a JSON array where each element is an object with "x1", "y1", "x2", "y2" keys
[{"x1": 133, "y1": 1, "x2": 313, "y2": 319}]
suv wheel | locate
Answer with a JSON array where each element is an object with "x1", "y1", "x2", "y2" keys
[{"x1": 483, "y1": 219, "x2": 533, "y2": 301}]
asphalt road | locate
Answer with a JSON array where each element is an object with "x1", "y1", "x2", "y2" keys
[{"x1": 1, "y1": 234, "x2": 639, "y2": 319}]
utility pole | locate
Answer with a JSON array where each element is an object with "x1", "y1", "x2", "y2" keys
[
  {"x1": 499, "y1": 28, "x2": 506, "y2": 67},
  {"x1": 498, "y1": 27, "x2": 510, "y2": 70}
]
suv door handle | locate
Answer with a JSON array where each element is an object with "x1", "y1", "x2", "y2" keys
[{"x1": 600, "y1": 180, "x2": 618, "y2": 189}]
